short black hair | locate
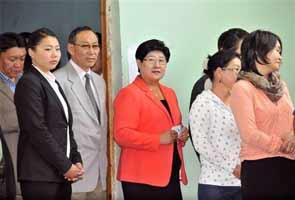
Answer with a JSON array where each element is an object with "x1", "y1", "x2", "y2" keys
[
  {"x1": 135, "y1": 39, "x2": 170, "y2": 62},
  {"x1": 96, "y1": 32, "x2": 102, "y2": 46},
  {"x1": 0, "y1": 32, "x2": 26, "y2": 53},
  {"x1": 241, "y1": 30, "x2": 282, "y2": 74},
  {"x1": 19, "y1": 32, "x2": 32, "y2": 47},
  {"x1": 217, "y1": 28, "x2": 248, "y2": 51},
  {"x1": 68, "y1": 26, "x2": 96, "y2": 44},
  {"x1": 204, "y1": 49, "x2": 240, "y2": 80}
]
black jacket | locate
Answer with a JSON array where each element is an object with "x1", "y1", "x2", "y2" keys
[{"x1": 14, "y1": 66, "x2": 82, "y2": 183}]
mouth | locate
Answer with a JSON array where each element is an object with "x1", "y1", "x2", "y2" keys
[
  {"x1": 50, "y1": 60, "x2": 58, "y2": 65},
  {"x1": 151, "y1": 70, "x2": 161, "y2": 74},
  {"x1": 87, "y1": 58, "x2": 97, "y2": 62}
]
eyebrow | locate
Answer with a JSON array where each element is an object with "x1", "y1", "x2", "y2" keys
[
  {"x1": 43, "y1": 45, "x2": 60, "y2": 47},
  {"x1": 76, "y1": 42, "x2": 98, "y2": 44},
  {"x1": 229, "y1": 64, "x2": 241, "y2": 68},
  {"x1": 146, "y1": 56, "x2": 165, "y2": 59}
]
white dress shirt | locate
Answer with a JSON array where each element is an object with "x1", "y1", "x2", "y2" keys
[
  {"x1": 189, "y1": 90, "x2": 241, "y2": 186},
  {"x1": 33, "y1": 65, "x2": 70, "y2": 157}
]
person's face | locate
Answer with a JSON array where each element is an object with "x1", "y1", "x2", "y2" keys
[
  {"x1": 220, "y1": 57, "x2": 241, "y2": 89},
  {"x1": 137, "y1": 50, "x2": 167, "y2": 84},
  {"x1": 0, "y1": 47, "x2": 26, "y2": 79},
  {"x1": 68, "y1": 30, "x2": 100, "y2": 71},
  {"x1": 265, "y1": 40, "x2": 282, "y2": 72},
  {"x1": 29, "y1": 36, "x2": 61, "y2": 73}
]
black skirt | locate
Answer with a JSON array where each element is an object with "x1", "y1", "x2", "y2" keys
[{"x1": 241, "y1": 157, "x2": 295, "y2": 200}]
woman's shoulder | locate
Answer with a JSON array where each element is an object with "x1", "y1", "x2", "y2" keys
[
  {"x1": 232, "y1": 79, "x2": 256, "y2": 93},
  {"x1": 18, "y1": 70, "x2": 40, "y2": 86},
  {"x1": 114, "y1": 82, "x2": 140, "y2": 102},
  {"x1": 191, "y1": 90, "x2": 213, "y2": 108}
]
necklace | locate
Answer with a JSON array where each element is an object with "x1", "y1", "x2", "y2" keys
[{"x1": 149, "y1": 87, "x2": 163, "y2": 99}]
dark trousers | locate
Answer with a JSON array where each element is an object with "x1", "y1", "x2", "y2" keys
[
  {"x1": 241, "y1": 157, "x2": 295, "y2": 200},
  {"x1": 198, "y1": 184, "x2": 241, "y2": 200},
  {"x1": 122, "y1": 179, "x2": 182, "y2": 200},
  {"x1": 20, "y1": 181, "x2": 71, "y2": 200}
]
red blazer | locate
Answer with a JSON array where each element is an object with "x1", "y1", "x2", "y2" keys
[{"x1": 114, "y1": 76, "x2": 188, "y2": 187}]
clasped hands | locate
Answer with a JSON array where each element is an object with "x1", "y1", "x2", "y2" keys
[
  {"x1": 64, "y1": 162, "x2": 85, "y2": 182},
  {"x1": 160, "y1": 126, "x2": 189, "y2": 145},
  {"x1": 280, "y1": 132, "x2": 295, "y2": 154}
]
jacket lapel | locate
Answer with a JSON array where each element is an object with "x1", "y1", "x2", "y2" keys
[
  {"x1": 30, "y1": 67, "x2": 68, "y2": 122},
  {"x1": 0, "y1": 80, "x2": 14, "y2": 102},
  {"x1": 66, "y1": 65, "x2": 99, "y2": 124},
  {"x1": 134, "y1": 76, "x2": 173, "y2": 124}
]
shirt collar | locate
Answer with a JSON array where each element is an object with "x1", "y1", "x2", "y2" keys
[
  {"x1": 0, "y1": 71, "x2": 11, "y2": 83},
  {"x1": 70, "y1": 59, "x2": 91, "y2": 80},
  {"x1": 32, "y1": 64, "x2": 56, "y2": 83}
]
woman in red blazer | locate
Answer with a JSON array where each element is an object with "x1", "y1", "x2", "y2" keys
[{"x1": 114, "y1": 39, "x2": 188, "y2": 200}]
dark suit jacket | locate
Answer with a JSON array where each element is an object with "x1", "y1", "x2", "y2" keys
[
  {"x1": 14, "y1": 66, "x2": 82, "y2": 183},
  {"x1": 0, "y1": 126, "x2": 16, "y2": 200}
]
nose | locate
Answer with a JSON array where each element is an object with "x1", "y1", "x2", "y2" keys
[
  {"x1": 88, "y1": 46, "x2": 97, "y2": 55},
  {"x1": 278, "y1": 54, "x2": 282, "y2": 60},
  {"x1": 14, "y1": 60, "x2": 23, "y2": 68},
  {"x1": 52, "y1": 49, "x2": 59, "y2": 57}
]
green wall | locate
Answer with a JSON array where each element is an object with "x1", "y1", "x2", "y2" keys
[{"x1": 116, "y1": 0, "x2": 295, "y2": 199}]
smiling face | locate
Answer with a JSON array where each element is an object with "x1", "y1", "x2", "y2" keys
[
  {"x1": 265, "y1": 40, "x2": 282, "y2": 72},
  {"x1": 137, "y1": 50, "x2": 167, "y2": 84},
  {"x1": 0, "y1": 47, "x2": 26, "y2": 80},
  {"x1": 29, "y1": 36, "x2": 61, "y2": 73}
]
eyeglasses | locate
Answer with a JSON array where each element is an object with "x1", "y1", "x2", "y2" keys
[
  {"x1": 222, "y1": 67, "x2": 241, "y2": 74},
  {"x1": 143, "y1": 58, "x2": 167, "y2": 66},
  {"x1": 74, "y1": 43, "x2": 100, "y2": 51}
]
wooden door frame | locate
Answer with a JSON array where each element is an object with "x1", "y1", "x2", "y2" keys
[{"x1": 100, "y1": 0, "x2": 114, "y2": 199}]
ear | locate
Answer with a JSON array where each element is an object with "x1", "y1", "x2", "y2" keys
[
  {"x1": 214, "y1": 67, "x2": 223, "y2": 81},
  {"x1": 67, "y1": 43, "x2": 74, "y2": 56},
  {"x1": 136, "y1": 59, "x2": 143, "y2": 72},
  {"x1": 28, "y1": 48, "x2": 34, "y2": 59}
]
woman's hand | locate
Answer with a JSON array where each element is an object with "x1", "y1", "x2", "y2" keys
[
  {"x1": 64, "y1": 164, "x2": 84, "y2": 182},
  {"x1": 233, "y1": 164, "x2": 241, "y2": 179},
  {"x1": 280, "y1": 134, "x2": 295, "y2": 154},
  {"x1": 160, "y1": 130, "x2": 178, "y2": 144},
  {"x1": 178, "y1": 126, "x2": 189, "y2": 143}
]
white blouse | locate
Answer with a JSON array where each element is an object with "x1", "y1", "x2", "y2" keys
[{"x1": 189, "y1": 90, "x2": 241, "y2": 186}]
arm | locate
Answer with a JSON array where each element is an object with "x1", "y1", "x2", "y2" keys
[
  {"x1": 69, "y1": 129, "x2": 82, "y2": 164},
  {"x1": 230, "y1": 82, "x2": 282, "y2": 153},
  {"x1": 189, "y1": 98, "x2": 238, "y2": 173},
  {"x1": 113, "y1": 89, "x2": 160, "y2": 151},
  {"x1": 15, "y1": 78, "x2": 72, "y2": 174}
]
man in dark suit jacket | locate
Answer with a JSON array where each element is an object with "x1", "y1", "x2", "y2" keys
[
  {"x1": 0, "y1": 126, "x2": 16, "y2": 200},
  {"x1": 14, "y1": 65, "x2": 82, "y2": 200}
]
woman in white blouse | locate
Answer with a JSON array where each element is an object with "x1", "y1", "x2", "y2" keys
[{"x1": 189, "y1": 50, "x2": 241, "y2": 200}]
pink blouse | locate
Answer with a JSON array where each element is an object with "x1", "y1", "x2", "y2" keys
[{"x1": 230, "y1": 80, "x2": 294, "y2": 161}]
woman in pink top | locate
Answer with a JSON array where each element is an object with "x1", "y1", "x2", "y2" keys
[{"x1": 230, "y1": 30, "x2": 295, "y2": 200}]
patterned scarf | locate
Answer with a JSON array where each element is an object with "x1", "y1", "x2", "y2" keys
[{"x1": 238, "y1": 71, "x2": 284, "y2": 102}]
